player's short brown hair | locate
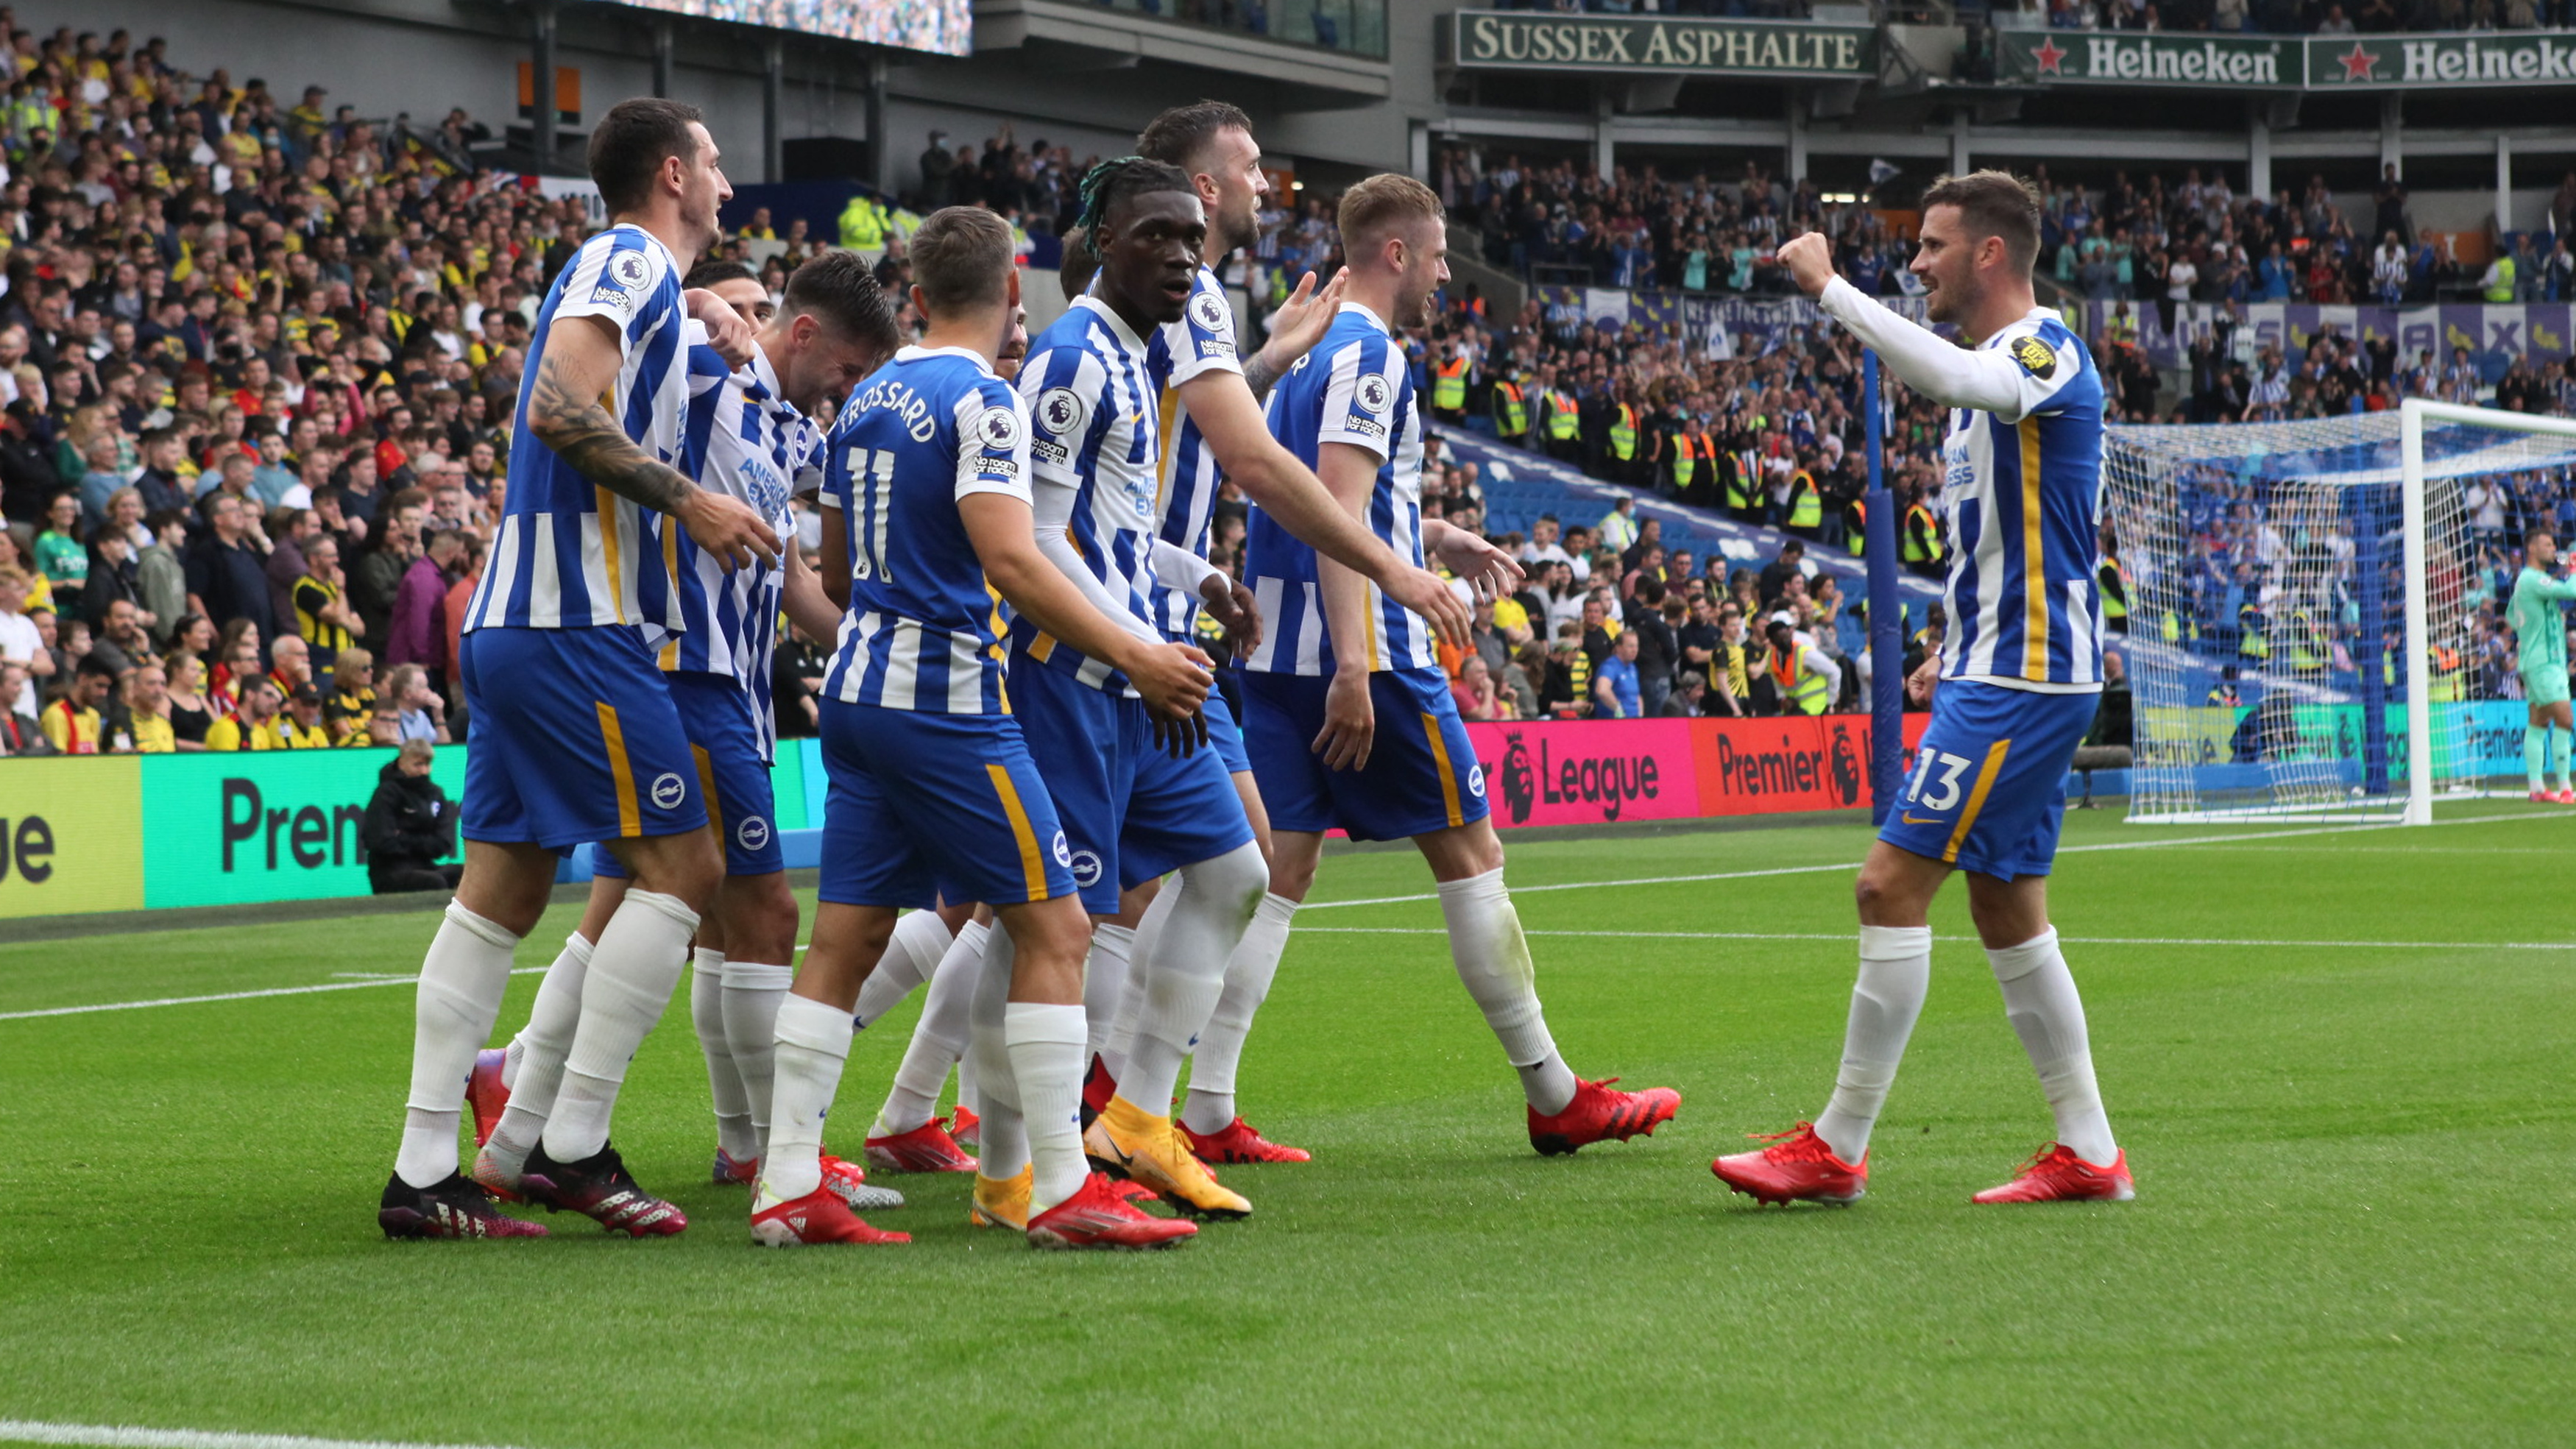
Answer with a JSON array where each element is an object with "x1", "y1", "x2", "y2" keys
[
  {"x1": 1136, "y1": 101, "x2": 1253, "y2": 171},
  {"x1": 1919, "y1": 169, "x2": 2042, "y2": 276},
  {"x1": 588, "y1": 98, "x2": 703, "y2": 215},
  {"x1": 908, "y1": 205, "x2": 1015, "y2": 316},
  {"x1": 1337, "y1": 173, "x2": 1444, "y2": 255}
]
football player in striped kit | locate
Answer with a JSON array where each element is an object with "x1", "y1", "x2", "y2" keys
[
  {"x1": 378, "y1": 99, "x2": 780, "y2": 1240},
  {"x1": 757, "y1": 205, "x2": 1210, "y2": 1248},
  {"x1": 1715, "y1": 171, "x2": 2132, "y2": 1209},
  {"x1": 1244, "y1": 174, "x2": 1681, "y2": 1157},
  {"x1": 467, "y1": 253, "x2": 907, "y2": 1223}
]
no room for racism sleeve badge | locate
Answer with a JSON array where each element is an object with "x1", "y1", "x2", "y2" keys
[{"x1": 2011, "y1": 335, "x2": 2058, "y2": 378}]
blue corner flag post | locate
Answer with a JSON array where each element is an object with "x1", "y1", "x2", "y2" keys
[{"x1": 1864, "y1": 350, "x2": 1903, "y2": 827}]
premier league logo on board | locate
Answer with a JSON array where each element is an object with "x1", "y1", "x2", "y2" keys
[
  {"x1": 1829, "y1": 724, "x2": 1864, "y2": 807},
  {"x1": 1498, "y1": 731, "x2": 1535, "y2": 825}
]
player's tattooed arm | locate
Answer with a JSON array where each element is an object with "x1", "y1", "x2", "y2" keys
[
  {"x1": 528, "y1": 313, "x2": 779, "y2": 570},
  {"x1": 1241, "y1": 352, "x2": 1281, "y2": 401}
]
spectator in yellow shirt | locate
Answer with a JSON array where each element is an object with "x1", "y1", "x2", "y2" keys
[
  {"x1": 276, "y1": 684, "x2": 334, "y2": 748},
  {"x1": 41, "y1": 656, "x2": 115, "y2": 754},
  {"x1": 124, "y1": 659, "x2": 177, "y2": 753},
  {"x1": 205, "y1": 675, "x2": 290, "y2": 750}
]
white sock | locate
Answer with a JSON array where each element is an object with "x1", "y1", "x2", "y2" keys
[
  {"x1": 1082, "y1": 922, "x2": 1136, "y2": 1065},
  {"x1": 1989, "y1": 928, "x2": 2118, "y2": 1165},
  {"x1": 1437, "y1": 867, "x2": 1576, "y2": 1114},
  {"x1": 853, "y1": 909, "x2": 955, "y2": 1028},
  {"x1": 500, "y1": 1035, "x2": 524, "y2": 1091},
  {"x1": 394, "y1": 901, "x2": 523, "y2": 1188},
  {"x1": 874, "y1": 918, "x2": 986, "y2": 1137},
  {"x1": 690, "y1": 948, "x2": 759, "y2": 1162},
  {"x1": 723, "y1": 961, "x2": 794, "y2": 1154},
  {"x1": 757, "y1": 993, "x2": 852, "y2": 1205},
  {"x1": 542, "y1": 889, "x2": 698, "y2": 1163},
  {"x1": 1122, "y1": 843, "x2": 1266, "y2": 1119},
  {"x1": 482, "y1": 933, "x2": 594, "y2": 1181},
  {"x1": 1813, "y1": 924, "x2": 1933, "y2": 1165},
  {"x1": 1104, "y1": 885, "x2": 1176, "y2": 1080},
  {"x1": 1183, "y1": 890, "x2": 1298, "y2": 1136},
  {"x1": 955, "y1": 1045, "x2": 977, "y2": 1116},
  {"x1": 968, "y1": 923, "x2": 1027, "y2": 1180},
  {"x1": 1007, "y1": 1002, "x2": 1089, "y2": 1214}
]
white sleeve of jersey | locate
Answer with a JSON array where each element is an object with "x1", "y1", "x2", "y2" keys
[
  {"x1": 951, "y1": 385, "x2": 1033, "y2": 505},
  {"x1": 1817, "y1": 277, "x2": 2067, "y2": 424},
  {"x1": 1151, "y1": 537, "x2": 1222, "y2": 602},
  {"x1": 550, "y1": 232, "x2": 668, "y2": 347},
  {"x1": 1313, "y1": 339, "x2": 1393, "y2": 462},
  {"x1": 1163, "y1": 272, "x2": 1244, "y2": 389}
]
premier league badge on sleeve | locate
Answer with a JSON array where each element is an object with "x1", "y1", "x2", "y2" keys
[{"x1": 1356, "y1": 373, "x2": 1394, "y2": 414}]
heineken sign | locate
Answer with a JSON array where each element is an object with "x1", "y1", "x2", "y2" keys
[
  {"x1": 2004, "y1": 32, "x2": 2290, "y2": 87},
  {"x1": 2313, "y1": 32, "x2": 2576, "y2": 86},
  {"x1": 2001, "y1": 28, "x2": 2576, "y2": 89},
  {"x1": 1451, "y1": 11, "x2": 1874, "y2": 78}
]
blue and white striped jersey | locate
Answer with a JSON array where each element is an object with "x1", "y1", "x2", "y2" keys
[
  {"x1": 1242, "y1": 301, "x2": 1434, "y2": 676},
  {"x1": 1011, "y1": 296, "x2": 1168, "y2": 694},
  {"x1": 819, "y1": 346, "x2": 1031, "y2": 715},
  {"x1": 1147, "y1": 266, "x2": 1243, "y2": 639},
  {"x1": 644, "y1": 336, "x2": 817, "y2": 762},
  {"x1": 1936, "y1": 310, "x2": 2108, "y2": 693},
  {"x1": 466, "y1": 224, "x2": 691, "y2": 634}
]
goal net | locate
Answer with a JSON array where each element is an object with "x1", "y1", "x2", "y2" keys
[{"x1": 2104, "y1": 400, "x2": 2576, "y2": 824}]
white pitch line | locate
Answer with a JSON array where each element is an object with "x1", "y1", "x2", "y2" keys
[
  {"x1": 1295, "y1": 808, "x2": 2566, "y2": 913},
  {"x1": 0, "y1": 968, "x2": 548, "y2": 1023},
  {"x1": 1296, "y1": 927, "x2": 2576, "y2": 952},
  {"x1": 0, "y1": 1421, "x2": 528, "y2": 1449}
]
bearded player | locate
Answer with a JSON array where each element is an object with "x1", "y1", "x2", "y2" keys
[{"x1": 1715, "y1": 171, "x2": 2132, "y2": 1208}]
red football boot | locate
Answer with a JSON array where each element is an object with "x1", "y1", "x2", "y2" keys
[
  {"x1": 864, "y1": 1116, "x2": 978, "y2": 1174},
  {"x1": 1710, "y1": 1122, "x2": 1868, "y2": 1205},
  {"x1": 751, "y1": 1186, "x2": 910, "y2": 1247},
  {"x1": 820, "y1": 1152, "x2": 906, "y2": 1212},
  {"x1": 950, "y1": 1104, "x2": 982, "y2": 1152},
  {"x1": 2556, "y1": 789, "x2": 2575, "y2": 805},
  {"x1": 1181, "y1": 1116, "x2": 1313, "y2": 1164},
  {"x1": 1025, "y1": 1172, "x2": 1197, "y2": 1251},
  {"x1": 1972, "y1": 1143, "x2": 2135, "y2": 1204},
  {"x1": 517, "y1": 1143, "x2": 688, "y2": 1236},
  {"x1": 1528, "y1": 1076, "x2": 1681, "y2": 1155},
  {"x1": 467, "y1": 1048, "x2": 510, "y2": 1148},
  {"x1": 1080, "y1": 1054, "x2": 1118, "y2": 1127}
]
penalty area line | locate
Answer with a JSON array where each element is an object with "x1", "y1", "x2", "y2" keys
[
  {"x1": 0, "y1": 968, "x2": 548, "y2": 1023},
  {"x1": 0, "y1": 1420, "x2": 531, "y2": 1449},
  {"x1": 1298, "y1": 927, "x2": 2576, "y2": 952}
]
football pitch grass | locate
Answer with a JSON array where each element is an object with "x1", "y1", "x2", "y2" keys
[{"x1": 3, "y1": 801, "x2": 2571, "y2": 1448}]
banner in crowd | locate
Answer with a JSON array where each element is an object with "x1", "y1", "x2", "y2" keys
[
  {"x1": 1998, "y1": 29, "x2": 2576, "y2": 91},
  {"x1": 1450, "y1": 12, "x2": 1874, "y2": 78},
  {"x1": 0, "y1": 757, "x2": 144, "y2": 920},
  {"x1": 2083, "y1": 300, "x2": 2575, "y2": 372},
  {"x1": 2137, "y1": 698, "x2": 2525, "y2": 779}
]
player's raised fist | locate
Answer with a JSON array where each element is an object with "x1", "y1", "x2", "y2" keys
[
  {"x1": 1779, "y1": 232, "x2": 1836, "y2": 298},
  {"x1": 684, "y1": 287, "x2": 758, "y2": 368}
]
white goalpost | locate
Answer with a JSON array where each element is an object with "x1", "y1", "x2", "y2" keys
[{"x1": 2103, "y1": 398, "x2": 2576, "y2": 826}]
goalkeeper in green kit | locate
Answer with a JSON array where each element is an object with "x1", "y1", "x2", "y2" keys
[{"x1": 2508, "y1": 525, "x2": 2576, "y2": 803}]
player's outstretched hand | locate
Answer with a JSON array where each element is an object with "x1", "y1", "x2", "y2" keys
[
  {"x1": 1201, "y1": 574, "x2": 1263, "y2": 659},
  {"x1": 682, "y1": 287, "x2": 759, "y2": 368},
  {"x1": 1779, "y1": 232, "x2": 1836, "y2": 298},
  {"x1": 1314, "y1": 668, "x2": 1376, "y2": 771},
  {"x1": 1906, "y1": 652, "x2": 1941, "y2": 706},
  {"x1": 1262, "y1": 268, "x2": 1349, "y2": 369},
  {"x1": 1427, "y1": 524, "x2": 1525, "y2": 601},
  {"x1": 1387, "y1": 564, "x2": 1475, "y2": 651},
  {"x1": 1128, "y1": 639, "x2": 1214, "y2": 732},
  {"x1": 676, "y1": 489, "x2": 779, "y2": 573}
]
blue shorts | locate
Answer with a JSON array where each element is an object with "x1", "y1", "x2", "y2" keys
[
  {"x1": 815, "y1": 698, "x2": 1076, "y2": 910},
  {"x1": 589, "y1": 672, "x2": 782, "y2": 881},
  {"x1": 1205, "y1": 676, "x2": 1251, "y2": 776},
  {"x1": 1012, "y1": 656, "x2": 1256, "y2": 913},
  {"x1": 1878, "y1": 679, "x2": 2097, "y2": 881},
  {"x1": 460, "y1": 624, "x2": 706, "y2": 852},
  {"x1": 1242, "y1": 665, "x2": 1490, "y2": 843}
]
